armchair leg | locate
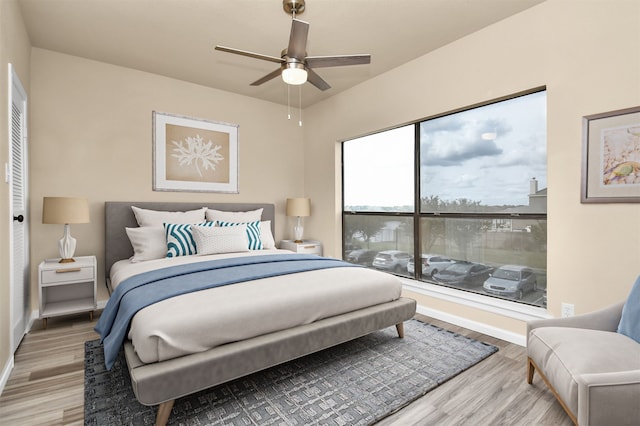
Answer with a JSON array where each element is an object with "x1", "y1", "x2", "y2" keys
[
  {"x1": 527, "y1": 357, "x2": 578, "y2": 425},
  {"x1": 527, "y1": 357, "x2": 535, "y2": 384}
]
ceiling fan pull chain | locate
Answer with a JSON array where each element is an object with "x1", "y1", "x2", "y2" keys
[
  {"x1": 298, "y1": 85, "x2": 303, "y2": 127},
  {"x1": 287, "y1": 84, "x2": 292, "y2": 120}
]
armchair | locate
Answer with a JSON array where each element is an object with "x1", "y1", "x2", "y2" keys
[{"x1": 527, "y1": 301, "x2": 640, "y2": 425}]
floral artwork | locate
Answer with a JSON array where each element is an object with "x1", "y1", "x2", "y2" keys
[
  {"x1": 153, "y1": 112, "x2": 238, "y2": 193},
  {"x1": 601, "y1": 125, "x2": 640, "y2": 186}
]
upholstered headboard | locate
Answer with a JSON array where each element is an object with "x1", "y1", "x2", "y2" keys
[{"x1": 104, "y1": 202, "x2": 275, "y2": 276}]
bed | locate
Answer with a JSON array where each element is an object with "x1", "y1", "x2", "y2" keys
[{"x1": 102, "y1": 201, "x2": 417, "y2": 426}]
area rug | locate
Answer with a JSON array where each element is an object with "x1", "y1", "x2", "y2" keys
[{"x1": 85, "y1": 319, "x2": 498, "y2": 425}]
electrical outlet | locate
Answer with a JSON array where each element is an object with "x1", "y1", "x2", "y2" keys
[{"x1": 561, "y1": 302, "x2": 575, "y2": 318}]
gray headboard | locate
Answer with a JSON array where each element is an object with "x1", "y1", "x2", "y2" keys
[{"x1": 104, "y1": 202, "x2": 275, "y2": 276}]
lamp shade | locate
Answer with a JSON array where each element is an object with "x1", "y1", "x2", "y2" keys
[
  {"x1": 42, "y1": 197, "x2": 90, "y2": 224},
  {"x1": 286, "y1": 197, "x2": 311, "y2": 217}
]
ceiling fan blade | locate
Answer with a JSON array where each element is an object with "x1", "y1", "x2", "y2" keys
[
  {"x1": 287, "y1": 19, "x2": 309, "y2": 59},
  {"x1": 250, "y1": 67, "x2": 284, "y2": 86},
  {"x1": 306, "y1": 68, "x2": 331, "y2": 91},
  {"x1": 305, "y1": 54, "x2": 371, "y2": 68},
  {"x1": 215, "y1": 45, "x2": 283, "y2": 64}
]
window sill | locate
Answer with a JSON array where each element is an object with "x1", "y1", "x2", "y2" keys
[{"x1": 400, "y1": 277, "x2": 553, "y2": 345}]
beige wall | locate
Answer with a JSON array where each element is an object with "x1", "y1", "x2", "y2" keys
[
  {"x1": 303, "y1": 0, "x2": 640, "y2": 335},
  {"x1": 0, "y1": 0, "x2": 31, "y2": 381},
  {"x1": 29, "y1": 48, "x2": 305, "y2": 304}
]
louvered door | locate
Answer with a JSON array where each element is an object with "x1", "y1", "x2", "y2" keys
[{"x1": 9, "y1": 64, "x2": 29, "y2": 352}]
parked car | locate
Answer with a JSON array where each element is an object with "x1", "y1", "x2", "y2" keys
[
  {"x1": 346, "y1": 249, "x2": 377, "y2": 266},
  {"x1": 343, "y1": 243, "x2": 362, "y2": 257},
  {"x1": 483, "y1": 265, "x2": 537, "y2": 300},
  {"x1": 432, "y1": 262, "x2": 493, "y2": 287},
  {"x1": 407, "y1": 254, "x2": 455, "y2": 277},
  {"x1": 372, "y1": 250, "x2": 411, "y2": 273}
]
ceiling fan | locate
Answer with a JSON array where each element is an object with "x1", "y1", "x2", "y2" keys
[{"x1": 215, "y1": 0, "x2": 371, "y2": 91}]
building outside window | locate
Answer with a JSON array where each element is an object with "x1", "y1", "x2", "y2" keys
[{"x1": 343, "y1": 89, "x2": 547, "y2": 307}]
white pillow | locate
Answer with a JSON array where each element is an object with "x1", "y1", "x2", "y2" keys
[
  {"x1": 192, "y1": 224, "x2": 250, "y2": 255},
  {"x1": 260, "y1": 220, "x2": 276, "y2": 249},
  {"x1": 132, "y1": 206, "x2": 206, "y2": 227},
  {"x1": 125, "y1": 227, "x2": 167, "y2": 262},
  {"x1": 205, "y1": 208, "x2": 263, "y2": 223}
]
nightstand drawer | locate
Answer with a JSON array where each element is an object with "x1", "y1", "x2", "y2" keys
[
  {"x1": 280, "y1": 240, "x2": 323, "y2": 255},
  {"x1": 296, "y1": 243, "x2": 322, "y2": 254},
  {"x1": 42, "y1": 266, "x2": 94, "y2": 284}
]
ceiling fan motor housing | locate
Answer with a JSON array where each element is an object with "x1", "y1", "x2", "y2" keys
[{"x1": 283, "y1": 0, "x2": 305, "y2": 15}]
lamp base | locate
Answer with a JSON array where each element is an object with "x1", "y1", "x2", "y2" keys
[
  {"x1": 293, "y1": 216, "x2": 304, "y2": 243},
  {"x1": 58, "y1": 224, "x2": 77, "y2": 263}
]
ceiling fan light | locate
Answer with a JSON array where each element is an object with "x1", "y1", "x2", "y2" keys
[{"x1": 282, "y1": 63, "x2": 307, "y2": 85}]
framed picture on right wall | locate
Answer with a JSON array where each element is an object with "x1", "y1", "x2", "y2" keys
[{"x1": 581, "y1": 106, "x2": 640, "y2": 203}]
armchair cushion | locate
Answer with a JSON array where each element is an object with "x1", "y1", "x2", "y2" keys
[{"x1": 618, "y1": 275, "x2": 640, "y2": 343}]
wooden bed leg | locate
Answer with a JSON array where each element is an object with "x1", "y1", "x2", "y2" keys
[
  {"x1": 155, "y1": 400, "x2": 175, "y2": 426},
  {"x1": 395, "y1": 322, "x2": 405, "y2": 338},
  {"x1": 527, "y1": 357, "x2": 535, "y2": 384}
]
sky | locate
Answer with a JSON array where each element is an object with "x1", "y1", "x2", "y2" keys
[{"x1": 343, "y1": 91, "x2": 547, "y2": 209}]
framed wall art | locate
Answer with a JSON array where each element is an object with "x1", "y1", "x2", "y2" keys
[
  {"x1": 153, "y1": 111, "x2": 239, "y2": 193},
  {"x1": 581, "y1": 106, "x2": 640, "y2": 203}
]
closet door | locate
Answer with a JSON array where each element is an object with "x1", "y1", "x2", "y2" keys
[{"x1": 9, "y1": 64, "x2": 29, "y2": 352}]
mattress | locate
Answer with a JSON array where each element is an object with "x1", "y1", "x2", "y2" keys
[{"x1": 110, "y1": 250, "x2": 403, "y2": 364}]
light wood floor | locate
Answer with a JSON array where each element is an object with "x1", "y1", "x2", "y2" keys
[{"x1": 0, "y1": 312, "x2": 572, "y2": 426}]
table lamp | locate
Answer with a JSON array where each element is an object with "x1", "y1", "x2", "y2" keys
[
  {"x1": 42, "y1": 197, "x2": 90, "y2": 263},
  {"x1": 286, "y1": 197, "x2": 310, "y2": 243}
]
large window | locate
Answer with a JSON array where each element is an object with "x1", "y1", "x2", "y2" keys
[{"x1": 343, "y1": 89, "x2": 547, "y2": 307}]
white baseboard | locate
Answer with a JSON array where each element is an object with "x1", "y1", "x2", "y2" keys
[
  {"x1": 416, "y1": 303, "x2": 527, "y2": 346},
  {"x1": 0, "y1": 355, "x2": 14, "y2": 397}
]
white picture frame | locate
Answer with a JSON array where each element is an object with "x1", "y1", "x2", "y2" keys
[{"x1": 153, "y1": 111, "x2": 239, "y2": 193}]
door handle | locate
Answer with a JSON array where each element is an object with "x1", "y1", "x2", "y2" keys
[{"x1": 13, "y1": 215, "x2": 24, "y2": 222}]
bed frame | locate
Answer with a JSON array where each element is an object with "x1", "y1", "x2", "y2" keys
[{"x1": 104, "y1": 201, "x2": 417, "y2": 426}]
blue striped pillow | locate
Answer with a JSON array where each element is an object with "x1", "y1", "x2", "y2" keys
[
  {"x1": 217, "y1": 220, "x2": 263, "y2": 250},
  {"x1": 164, "y1": 222, "x2": 215, "y2": 257}
]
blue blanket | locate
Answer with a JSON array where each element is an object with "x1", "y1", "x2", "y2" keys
[{"x1": 95, "y1": 254, "x2": 358, "y2": 369}]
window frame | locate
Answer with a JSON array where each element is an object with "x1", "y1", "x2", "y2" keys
[{"x1": 342, "y1": 87, "x2": 547, "y2": 308}]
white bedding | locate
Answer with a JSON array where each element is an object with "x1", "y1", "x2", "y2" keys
[{"x1": 110, "y1": 250, "x2": 402, "y2": 363}]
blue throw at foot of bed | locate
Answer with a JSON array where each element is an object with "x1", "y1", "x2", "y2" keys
[{"x1": 95, "y1": 253, "x2": 359, "y2": 369}]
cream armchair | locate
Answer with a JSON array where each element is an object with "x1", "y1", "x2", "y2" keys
[{"x1": 527, "y1": 301, "x2": 640, "y2": 425}]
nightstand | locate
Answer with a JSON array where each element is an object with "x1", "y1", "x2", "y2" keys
[
  {"x1": 38, "y1": 255, "x2": 97, "y2": 329},
  {"x1": 280, "y1": 239, "x2": 323, "y2": 256}
]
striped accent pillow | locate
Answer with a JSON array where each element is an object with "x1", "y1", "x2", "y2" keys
[
  {"x1": 217, "y1": 220, "x2": 263, "y2": 250},
  {"x1": 164, "y1": 221, "x2": 215, "y2": 257}
]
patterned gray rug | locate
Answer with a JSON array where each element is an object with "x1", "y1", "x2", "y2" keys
[{"x1": 85, "y1": 319, "x2": 498, "y2": 425}]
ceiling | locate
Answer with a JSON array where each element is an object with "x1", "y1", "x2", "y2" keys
[{"x1": 18, "y1": 0, "x2": 544, "y2": 108}]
